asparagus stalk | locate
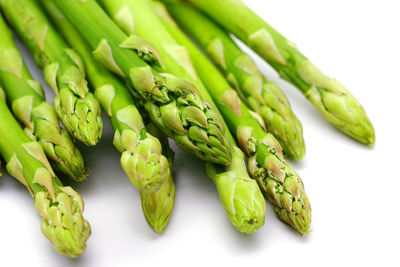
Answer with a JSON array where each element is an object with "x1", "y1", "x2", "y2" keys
[
  {"x1": 154, "y1": 3, "x2": 311, "y2": 234},
  {"x1": 0, "y1": 0, "x2": 103, "y2": 146},
  {"x1": 163, "y1": 3, "x2": 305, "y2": 160},
  {"x1": 142, "y1": 123, "x2": 176, "y2": 233},
  {"x1": 40, "y1": 0, "x2": 175, "y2": 231},
  {"x1": 182, "y1": 0, "x2": 375, "y2": 145},
  {"x1": 0, "y1": 13, "x2": 87, "y2": 181},
  {"x1": 0, "y1": 95, "x2": 91, "y2": 257},
  {"x1": 100, "y1": 0, "x2": 266, "y2": 233},
  {"x1": 52, "y1": 0, "x2": 232, "y2": 166},
  {"x1": 207, "y1": 145, "x2": 267, "y2": 234}
]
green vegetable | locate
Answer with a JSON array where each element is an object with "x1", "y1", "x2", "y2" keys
[
  {"x1": 155, "y1": 2, "x2": 311, "y2": 234},
  {"x1": 0, "y1": 0, "x2": 103, "y2": 146},
  {"x1": 0, "y1": 13, "x2": 87, "y2": 181},
  {"x1": 0, "y1": 93, "x2": 91, "y2": 257},
  {"x1": 41, "y1": 0, "x2": 171, "y2": 192},
  {"x1": 52, "y1": 0, "x2": 232, "y2": 166},
  {"x1": 100, "y1": 0, "x2": 266, "y2": 233},
  {"x1": 207, "y1": 146, "x2": 267, "y2": 233},
  {"x1": 163, "y1": 3, "x2": 305, "y2": 160},
  {"x1": 182, "y1": 0, "x2": 375, "y2": 145},
  {"x1": 40, "y1": 0, "x2": 175, "y2": 231},
  {"x1": 142, "y1": 123, "x2": 176, "y2": 233}
]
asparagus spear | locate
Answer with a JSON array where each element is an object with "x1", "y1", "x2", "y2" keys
[
  {"x1": 0, "y1": 0, "x2": 103, "y2": 146},
  {"x1": 40, "y1": 0, "x2": 175, "y2": 231},
  {"x1": 163, "y1": 2, "x2": 304, "y2": 160},
  {"x1": 0, "y1": 94, "x2": 91, "y2": 257},
  {"x1": 0, "y1": 13, "x2": 87, "y2": 181},
  {"x1": 181, "y1": 0, "x2": 375, "y2": 145},
  {"x1": 207, "y1": 145, "x2": 267, "y2": 234},
  {"x1": 100, "y1": 0, "x2": 266, "y2": 233},
  {"x1": 142, "y1": 123, "x2": 176, "y2": 233},
  {"x1": 154, "y1": 3, "x2": 311, "y2": 234},
  {"x1": 52, "y1": 0, "x2": 232, "y2": 166}
]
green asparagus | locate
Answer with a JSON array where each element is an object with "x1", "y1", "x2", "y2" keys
[
  {"x1": 0, "y1": 0, "x2": 103, "y2": 146},
  {"x1": 207, "y1": 145, "x2": 267, "y2": 233},
  {"x1": 100, "y1": 0, "x2": 266, "y2": 233},
  {"x1": 142, "y1": 123, "x2": 176, "y2": 233},
  {"x1": 0, "y1": 13, "x2": 87, "y2": 181},
  {"x1": 163, "y1": 3, "x2": 304, "y2": 160},
  {"x1": 41, "y1": 0, "x2": 170, "y2": 189},
  {"x1": 0, "y1": 94, "x2": 91, "y2": 257},
  {"x1": 155, "y1": 3, "x2": 311, "y2": 234},
  {"x1": 180, "y1": 0, "x2": 375, "y2": 145},
  {"x1": 52, "y1": 0, "x2": 232, "y2": 166},
  {"x1": 40, "y1": 0, "x2": 175, "y2": 231}
]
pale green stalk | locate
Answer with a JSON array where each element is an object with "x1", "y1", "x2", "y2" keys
[
  {"x1": 52, "y1": 0, "x2": 232, "y2": 166},
  {"x1": 0, "y1": 0, "x2": 103, "y2": 146},
  {"x1": 181, "y1": 0, "x2": 375, "y2": 145},
  {"x1": 0, "y1": 95, "x2": 90, "y2": 257},
  {"x1": 100, "y1": 0, "x2": 266, "y2": 233},
  {"x1": 164, "y1": 2, "x2": 305, "y2": 160},
  {"x1": 0, "y1": 13, "x2": 87, "y2": 181},
  {"x1": 155, "y1": 3, "x2": 311, "y2": 234}
]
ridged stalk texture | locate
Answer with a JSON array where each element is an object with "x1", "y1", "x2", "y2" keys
[
  {"x1": 156, "y1": 4, "x2": 311, "y2": 234},
  {"x1": 0, "y1": 13, "x2": 87, "y2": 181},
  {"x1": 40, "y1": 0, "x2": 175, "y2": 231},
  {"x1": 100, "y1": 0, "x2": 266, "y2": 233},
  {"x1": 53, "y1": 0, "x2": 232, "y2": 166},
  {"x1": 0, "y1": 0, "x2": 103, "y2": 146},
  {"x1": 164, "y1": 3, "x2": 305, "y2": 160},
  {"x1": 0, "y1": 96, "x2": 90, "y2": 257},
  {"x1": 182, "y1": 0, "x2": 375, "y2": 145}
]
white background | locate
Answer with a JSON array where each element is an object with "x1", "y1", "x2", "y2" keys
[{"x1": 0, "y1": 0, "x2": 399, "y2": 266}]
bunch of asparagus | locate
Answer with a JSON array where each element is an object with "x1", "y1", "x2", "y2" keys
[{"x1": 0, "y1": 0, "x2": 374, "y2": 258}]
